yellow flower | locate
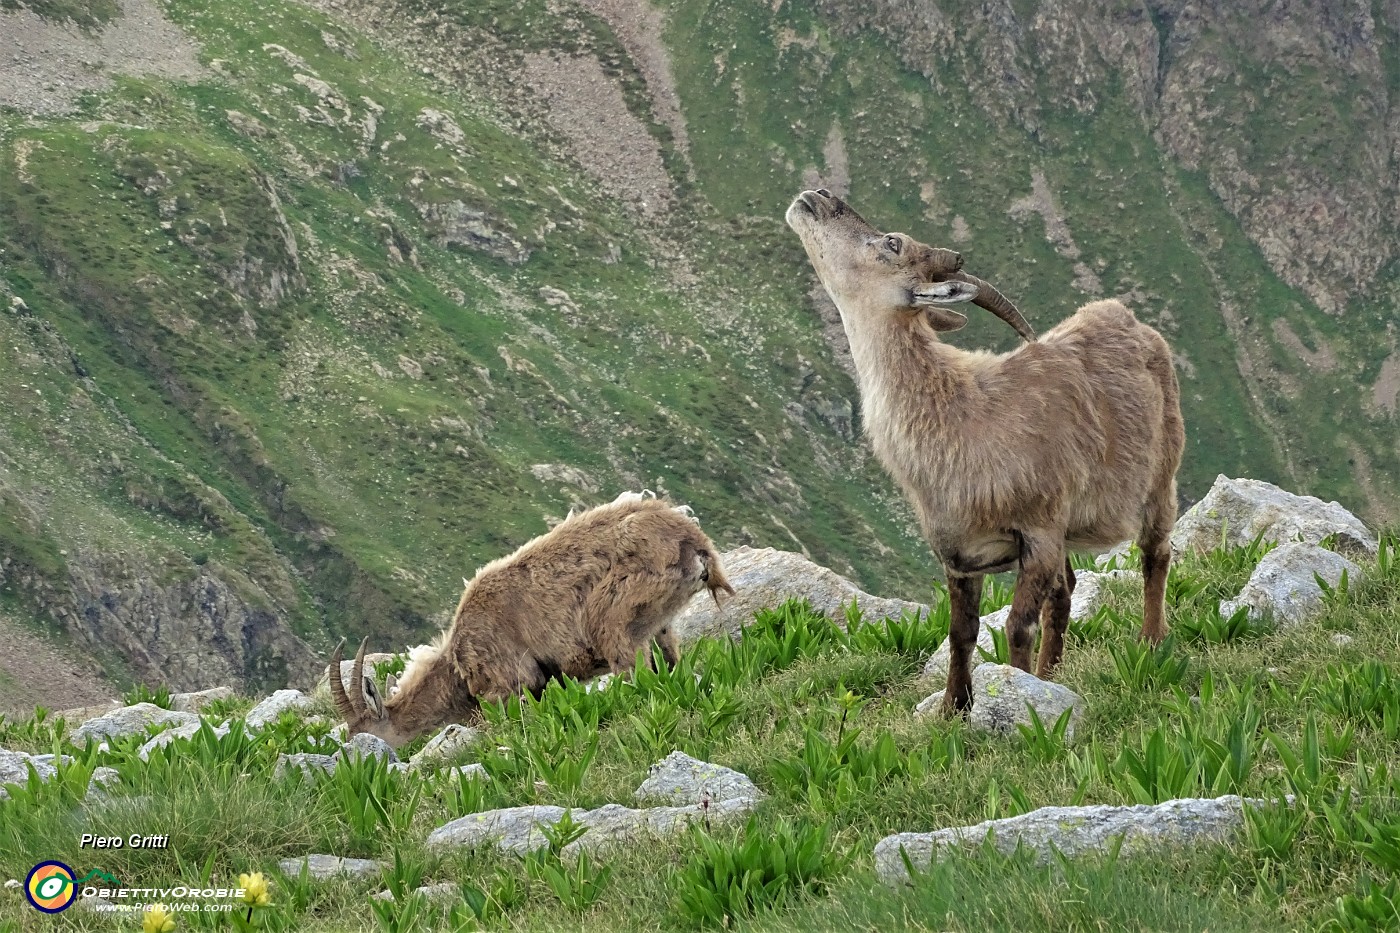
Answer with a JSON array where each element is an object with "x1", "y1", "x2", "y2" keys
[
  {"x1": 142, "y1": 904, "x2": 176, "y2": 933},
  {"x1": 238, "y1": 871, "x2": 271, "y2": 908}
]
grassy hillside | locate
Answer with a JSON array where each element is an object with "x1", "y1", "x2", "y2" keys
[{"x1": 1, "y1": 0, "x2": 1397, "y2": 691}]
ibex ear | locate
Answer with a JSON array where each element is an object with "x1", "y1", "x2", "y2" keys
[{"x1": 362, "y1": 676, "x2": 385, "y2": 719}]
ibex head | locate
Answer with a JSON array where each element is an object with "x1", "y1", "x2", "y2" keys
[
  {"x1": 786, "y1": 189, "x2": 1035, "y2": 342},
  {"x1": 328, "y1": 637, "x2": 419, "y2": 748}
]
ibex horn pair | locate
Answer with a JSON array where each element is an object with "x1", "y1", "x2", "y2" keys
[
  {"x1": 328, "y1": 636, "x2": 371, "y2": 722},
  {"x1": 919, "y1": 244, "x2": 1036, "y2": 343}
]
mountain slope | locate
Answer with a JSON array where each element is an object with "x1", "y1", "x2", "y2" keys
[{"x1": 0, "y1": 0, "x2": 1395, "y2": 697}]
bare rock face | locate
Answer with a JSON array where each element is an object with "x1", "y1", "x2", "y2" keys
[
  {"x1": 138, "y1": 720, "x2": 229, "y2": 760},
  {"x1": 671, "y1": 546, "x2": 928, "y2": 646},
  {"x1": 333, "y1": 732, "x2": 398, "y2": 765},
  {"x1": 413, "y1": 201, "x2": 528, "y2": 262},
  {"x1": 1220, "y1": 542, "x2": 1362, "y2": 627},
  {"x1": 875, "y1": 795, "x2": 1267, "y2": 884},
  {"x1": 1171, "y1": 476, "x2": 1377, "y2": 558},
  {"x1": 64, "y1": 554, "x2": 321, "y2": 694}
]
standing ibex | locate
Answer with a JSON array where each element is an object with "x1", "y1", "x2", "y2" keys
[
  {"x1": 329, "y1": 494, "x2": 734, "y2": 747},
  {"x1": 787, "y1": 189, "x2": 1184, "y2": 714}
]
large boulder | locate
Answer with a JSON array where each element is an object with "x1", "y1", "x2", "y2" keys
[
  {"x1": 408, "y1": 724, "x2": 479, "y2": 769},
  {"x1": 634, "y1": 752, "x2": 763, "y2": 806},
  {"x1": 1220, "y1": 542, "x2": 1361, "y2": 627},
  {"x1": 875, "y1": 795, "x2": 1266, "y2": 883},
  {"x1": 1171, "y1": 476, "x2": 1376, "y2": 558},
  {"x1": 72, "y1": 703, "x2": 200, "y2": 743},
  {"x1": 671, "y1": 546, "x2": 928, "y2": 645},
  {"x1": 169, "y1": 687, "x2": 234, "y2": 713}
]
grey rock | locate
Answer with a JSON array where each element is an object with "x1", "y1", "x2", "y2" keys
[
  {"x1": 278, "y1": 854, "x2": 383, "y2": 881},
  {"x1": 409, "y1": 724, "x2": 479, "y2": 768},
  {"x1": 274, "y1": 753, "x2": 338, "y2": 780},
  {"x1": 450, "y1": 763, "x2": 488, "y2": 781},
  {"x1": 87, "y1": 767, "x2": 121, "y2": 796},
  {"x1": 1171, "y1": 476, "x2": 1377, "y2": 558},
  {"x1": 1330, "y1": 633, "x2": 1355, "y2": 647},
  {"x1": 170, "y1": 687, "x2": 234, "y2": 713},
  {"x1": 334, "y1": 732, "x2": 399, "y2": 764},
  {"x1": 1220, "y1": 543, "x2": 1361, "y2": 627},
  {"x1": 138, "y1": 720, "x2": 229, "y2": 760},
  {"x1": 372, "y1": 881, "x2": 461, "y2": 902},
  {"x1": 72, "y1": 703, "x2": 199, "y2": 743},
  {"x1": 672, "y1": 546, "x2": 928, "y2": 646},
  {"x1": 245, "y1": 690, "x2": 315, "y2": 730},
  {"x1": 635, "y1": 751, "x2": 763, "y2": 806},
  {"x1": 876, "y1": 795, "x2": 1265, "y2": 883},
  {"x1": 1, "y1": 750, "x2": 57, "y2": 798},
  {"x1": 961, "y1": 664, "x2": 1083, "y2": 740},
  {"x1": 427, "y1": 797, "x2": 758, "y2": 856}
]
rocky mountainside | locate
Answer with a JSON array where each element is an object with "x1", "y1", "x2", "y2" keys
[{"x1": 1, "y1": 0, "x2": 1396, "y2": 698}]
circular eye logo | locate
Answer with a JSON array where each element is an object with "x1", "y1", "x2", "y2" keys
[{"x1": 25, "y1": 861, "x2": 77, "y2": 913}]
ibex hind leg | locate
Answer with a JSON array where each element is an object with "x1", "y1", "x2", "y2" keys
[
  {"x1": 1035, "y1": 557, "x2": 1075, "y2": 679},
  {"x1": 1006, "y1": 532, "x2": 1065, "y2": 674},
  {"x1": 1138, "y1": 484, "x2": 1176, "y2": 644}
]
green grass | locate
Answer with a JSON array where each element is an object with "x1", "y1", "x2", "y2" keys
[{"x1": 2, "y1": 537, "x2": 1398, "y2": 930}]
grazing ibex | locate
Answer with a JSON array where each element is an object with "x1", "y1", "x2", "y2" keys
[
  {"x1": 330, "y1": 494, "x2": 734, "y2": 747},
  {"x1": 786, "y1": 189, "x2": 1184, "y2": 714}
]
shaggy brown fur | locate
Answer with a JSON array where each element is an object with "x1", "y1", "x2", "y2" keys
[
  {"x1": 787, "y1": 189, "x2": 1185, "y2": 714},
  {"x1": 330, "y1": 496, "x2": 734, "y2": 747}
]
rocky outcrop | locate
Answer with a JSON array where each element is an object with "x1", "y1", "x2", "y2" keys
[
  {"x1": 875, "y1": 795, "x2": 1269, "y2": 883},
  {"x1": 1172, "y1": 476, "x2": 1377, "y2": 558},
  {"x1": 278, "y1": 854, "x2": 383, "y2": 881},
  {"x1": 1220, "y1": 542, "x2": 1362, "y2": 627},
  {"x1": 413, "y1": 200, "x2": 528, "y2": 262},
  {"x1": 245, "y1": 690, "x2": 316, "y2": 730},
  {"x1": 63, "y1": 554, "x2": 320, "y2": 694},
  {"x1": 408, "y1": 724, "x2": 480, "y2": 769},
  {"x1": 672, "y1": 546, "x2": 929, "y2": 646}
]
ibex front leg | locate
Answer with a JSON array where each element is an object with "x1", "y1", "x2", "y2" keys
[
  {"x1": 941, "y1": 572, "x2": 984, "y2": 715},
  {"x1": 1005, "y1": 532, "x2": 1066, "y2": 675}
]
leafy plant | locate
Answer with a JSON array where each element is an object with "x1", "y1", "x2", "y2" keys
[
  {"x1": 1016, "y1": 706, "x2": 1075, "y2": 763},
  {"x1": 1108, "y1": 635, "x2": 1189, "y2": 689},
  {"x1": 976, "y1": 625, "x2": 1011, "y2": 664},
  {"x1": 122, "y1": 682, "x2": 174, "y2": 709},
  {"x1": 675, "y1": 817, "x2": 843, "y2": 925},
  {"x1": 1326, "y1": 876, "x2": 1400, "y2": 932},
  {"x1": 1243, "y1": 801, "x2": 1307, "y2": 861},
  {"x1": 318, "y1": 751, "x2": 422, "y2": 850},
  {"x1": 1173, "y1": 606, "x2": 1270, "y2": 644},
  {"x1": 523, "y1": 812, "x2": 612, "y2": 912}
]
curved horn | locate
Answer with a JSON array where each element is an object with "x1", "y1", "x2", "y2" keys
[
  {"x1": 923, "y1": 247, "x2": 964, "y2": 276},
  {"x1": 350, "y1": 636, "x2": 371, "y2": 717},
  {"x1": 948, "y1": 271, "x2": 1036, "y2": 343},
  {"x1": 328, "y1": 638, "x2": 360, "y2": 720}
]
